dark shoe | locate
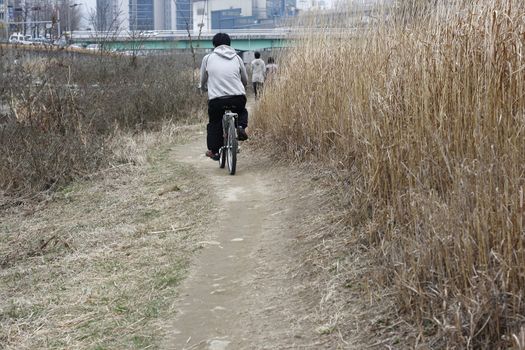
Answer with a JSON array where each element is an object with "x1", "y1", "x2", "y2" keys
[
  {"x1": 205, "y1": 150, "x2": 220, "y2": 161},
  {"x1": 237, "y1": 127, "x2": 248, "y2": 141}
]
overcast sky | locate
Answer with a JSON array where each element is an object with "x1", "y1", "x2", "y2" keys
[{"x1": 78, "y1": 0, "x2": 97, "y2": 29}]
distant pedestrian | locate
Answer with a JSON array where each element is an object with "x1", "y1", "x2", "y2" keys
[
  {"x1": 265, "y1": 57, "x2": 278, "y2": 83},
  {"x1": 251, "y1": 51, "x2": 265, "y2": 100}
]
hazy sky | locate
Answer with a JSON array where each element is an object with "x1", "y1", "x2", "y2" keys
[{"x1": 78, "y1": 0, "x2": 97, "y2": 29}]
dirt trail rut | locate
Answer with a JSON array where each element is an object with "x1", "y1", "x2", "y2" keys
[{"x1": 162, "y1": 133, "x2": 326, "y2": 350}]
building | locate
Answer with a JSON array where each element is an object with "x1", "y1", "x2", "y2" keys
[
  {"x1": 192, "y1": 0, "x2": 316, "y2": 32},
  {"x1": 95, "y1": 0, "x2": 128, "y2": 30},
  {"x1": 0, "y1": 0, "x2": 6, "y2": 37},
  {"x1": 86, "y1": 0, "x2": 337, "y2": 34},
  {"x1": 9, "y1": 0, "x2": 23, "y2": 31},
  {"x1": 153, "y1": 0, "x2": 174, "y2": 30},
  {"x1": 129, "y1": 0, "x2": 153, "y2": 30},
  {"x1": 193, "y1": 0, "x2": 266, "y2": 32},
  {"x1": 0, "y1": 0, "x2": 5, "y2": 22},
  {"x1": 175, "y1": 0, "x2": 190, "y2": 30},
  {"x1": 1, "y1": 0, "x2": 36, "y2": 35},
  {"x1": 296, "y1": 0, "x2": 329, "y2": 11}
]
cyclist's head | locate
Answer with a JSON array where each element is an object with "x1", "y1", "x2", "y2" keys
[
  {"x1": 254, "y1": 51, "x2": 261, "y2": 59},
  {"x1": 212, "y1": 33, "x2": 231, "y2": 47}
]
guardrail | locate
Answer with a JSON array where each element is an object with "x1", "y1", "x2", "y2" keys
[
  {"x1": 71, "y1": 27, "x2": 360, "y2": 41},
  {"x1": 71, "y1": 28, "x2": 295, "y2": 40}
]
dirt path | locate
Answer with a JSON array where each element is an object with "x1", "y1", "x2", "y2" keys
[
  {"x1": 162, "y1": 137, "x2": 332, "y2": 349},
  {"x1": 1, "y1": 124, "x2": 365, "y2": 349}
]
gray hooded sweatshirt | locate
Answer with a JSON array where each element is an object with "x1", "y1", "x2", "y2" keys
[{"x1": 200, "y1": 45, "x2": 248, "y2": 100}]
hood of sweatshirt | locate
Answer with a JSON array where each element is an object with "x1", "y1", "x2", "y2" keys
[{"x1": 213, "y1": 45, "x2": 239, "y2": 60}]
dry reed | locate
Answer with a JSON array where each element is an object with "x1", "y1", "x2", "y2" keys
[{"x1": 254, "y1": 0, "x2": 525, "y2": 347}]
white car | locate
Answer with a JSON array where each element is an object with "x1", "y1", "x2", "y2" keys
[
  {"x1": 68, "y1": 44, "x2": 84, "y2": 50},
  {"x1": 53, "y1": 38, "x2": 68, "y2": 47},
  {"x1": 32, "y1": 37, "x2": 53, "y2": 46},
  {"x1": 9, "y1": 33, "x2": 33, "y2": 45},
  {"x1": 86, "y1": 44, "x2": 101, "y2": 51}
]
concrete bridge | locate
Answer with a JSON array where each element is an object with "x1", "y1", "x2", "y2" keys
[
  {"x1": 70, "y1": 29, "x2": 299, "y2": 51},
  {"x1": 66, "y1": 2, "x2": 378, "y2": 52}
]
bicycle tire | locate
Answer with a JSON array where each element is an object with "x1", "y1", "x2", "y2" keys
[
  {"x1": 227, "y1": 121, "x2": 238, "y2": 175},
  {"x1": 219, "y1": 147, "x2": 226, "y2": 168}
]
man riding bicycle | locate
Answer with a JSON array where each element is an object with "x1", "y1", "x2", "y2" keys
[{"x1": 200, "y1": 32, "x2": 249, "y2": 161}]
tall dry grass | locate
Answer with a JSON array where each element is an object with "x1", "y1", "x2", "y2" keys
[{"x1": 254, "y1": 0, "x2": 525, "y2": 347}]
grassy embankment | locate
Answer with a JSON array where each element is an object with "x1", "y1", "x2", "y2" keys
[{"x1": 254, "y1": 1, "x2": 525, "y2": 347}]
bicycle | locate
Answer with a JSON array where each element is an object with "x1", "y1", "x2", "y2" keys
[{"x1": 219, "y1": 110, "x2": 239, "y2": 175}]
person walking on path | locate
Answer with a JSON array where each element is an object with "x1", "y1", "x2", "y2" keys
[
  {"x1": 265, "y1": 57, "x2": 278, "y2": 84},
  {"x1": 200, "y1": 33, "x2": 249, "y2": 160},
  {"x1": 251, "y1": 51, "x2": 265, "y2": 100}
]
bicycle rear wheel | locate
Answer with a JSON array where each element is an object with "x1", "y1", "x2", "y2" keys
[{"x1": 227, "y1": 121, "x2": 238, "y2": 175}]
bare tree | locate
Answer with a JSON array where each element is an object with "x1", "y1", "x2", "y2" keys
[
  {"x1": 87, "y1": 0, "x2": 124, "y2": 51},
  {"x1": 63, "y1": 1, "x2": 82, "y2": 31},
  {"x1": 175, "y1": 0, "x2": 205, "y2": 85},
  {"x1": 90, "y1": 0, "x2": 123, "y2": 32}
]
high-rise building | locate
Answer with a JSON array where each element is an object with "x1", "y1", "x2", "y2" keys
[
  {"x1": 0, "y1": 0, "x2": 6, "y2": 31},
  {"x1": 96, "y1": 0, "x2": 128, "y2": 30},
  {"x1": 153, "y1": 0, "x2": 172, "y2": 30},
  {"x1": 0, "y1": 0, "x2": 7, "y2": 40},
  {"x1": 193, "y1": 0, "x2": 255, "y2": 32},
  {"x1": 129, "y1": 0, "x2": 153, "y2": 30},
  {"x1": 175, "y1": 0, "x2": 191, "y2": 30},
  {"x1": 193, "y1": 0, "x2": 309, "y2": 31},
  {"x1": 0, "y1": 0, "x2": 5, "y2": 21},
  {"x1": 252, "y1": 0, "x2": 266, "y2": 20}
]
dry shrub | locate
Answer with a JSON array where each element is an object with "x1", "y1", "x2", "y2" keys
[
  {"x1": 0, "y1": 56, "x2": 105, "y2": 193},
  {"x1": 254, "y1": 0, "x2": 525, "y2": 347},
  {"x1": 0, "y1": 49, "x2": 204, "y2": 195}
]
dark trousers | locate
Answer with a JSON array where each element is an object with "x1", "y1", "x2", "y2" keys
[
  {"x1": 253, "y1": 82, "x2": 263, "y2": 99},
  {"x1": 207, "y1": 95, "x2": 248, "y2": 154}
]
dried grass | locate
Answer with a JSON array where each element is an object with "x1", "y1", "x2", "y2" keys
[
  {"x1": 253, "y1": 0, "x2": 525, "y2": 347},
  {"x1": 0, "y1": 48, "x2": 205, "y2": 197},
  {"x1": 0, "y1": 125, "x2": 212, "y2": 349}
]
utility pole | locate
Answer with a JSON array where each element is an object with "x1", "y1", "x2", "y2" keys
[{"x1": 57, "y1": 7, "x2": 60, "y2": 38}]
